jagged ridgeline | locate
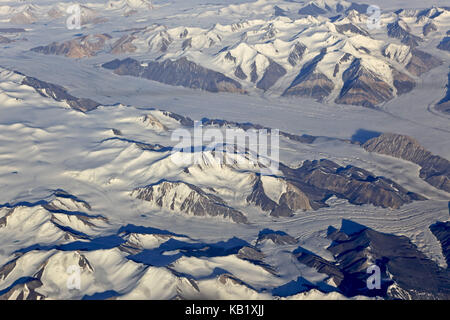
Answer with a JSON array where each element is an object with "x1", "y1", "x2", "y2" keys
[
  {"x1": 25, "y1": 3, "x2": 448, "y2": 108},
  {"x1": 1, "y1": 0, "x2": 450, "y2": 301},
  {"x1": 1, "y1": 189, "x2": 449, "y2": 299}
]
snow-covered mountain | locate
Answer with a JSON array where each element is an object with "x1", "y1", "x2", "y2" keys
[
  {"x1": 0, "y1": 0, "x2": 449, "y2": 300},
  {"x1": 21, "y1": 2, "x2": 449, "y2": 108}
]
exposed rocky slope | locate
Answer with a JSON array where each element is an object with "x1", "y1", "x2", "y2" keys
[
  {"x1": 391, "y1": 69, "x2": 415, "y2": 95},
  {"x1": 288, "y1": 42, "x2": 307, "y2": 67},
  {"x1": 128, "y1": 147, "x2": 425, "y2": 218},
  {"x1": 25, "y1": 4, "x2": 448, "y2": 107},
  {"x1": 295, "y1": 219, "x2": 450, "y2": 299},
  {"x1": 3, "y1": 187, "x2": 445, "y2": 300},
  {"x1": 297, "y1": 1, "x2": 369, "y2": 16},
  {"x1": 405, "y1": 49, "x2": 442, "y2": 76},
  {"x1": 335, "y1": 58, "x2": 394, "y2": 108},
  {"x1": 256, "y1": 229, "x2": 297, "y2": 246},
  {"x1": 5, "y1": 69, "x2": 430, "y2": 218},
  {"x1": 132, "y1": 181, "x2": 248, "y2": 223},
  {"x1": 31, "y1": 34, "x2": 113, "y2": 59},
  {"x1": 1, "y1": 1, "x2": 449, "y2": 301},
  {"x1": 387, "y1": 20, "x2": 423, "y2": 47},
  {"x1": 283, "y1": 49, "x2": 334, "y2": 101},
  {"x1": 438, "y1": 36, "x2": 450, "y2": 51},
  {"x1": 280, "y1": 159, "x2": 425, "y2": 209},
  {"x1": 246, "y1": 175, "x2": 313, "y2": 217},
  {"x1": 430, "y1": 221, "x2": 450, "y2": 266},
  {"x1": 21, "y1": 76, "x2": 100, "y2": 112},
  {"x1": 0, "y1": 191, "x2": 304, "y2": 300},
  {"x1": 363, "y1": 133, "x2": 450, "y2": 193},
  {"x1": 256, "y1": 59, "x2": 287, "y2": 91},
  {"x1": 437, "y1": 71, "x2": 450, "y2": 114},
  {"x1": 102, "y1": 57, "x2": 245, "y2": 94}
]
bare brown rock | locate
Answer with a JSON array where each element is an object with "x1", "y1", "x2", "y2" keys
[
  {"x1": 335, "y1": 58, "x2": 394, "y2": 108},
  {"x1": 31, "y1": 34, "x2": 112, "y2": 58},
  {"x1": 363, "y1": 133, "x2": 450, "y2": 192}
]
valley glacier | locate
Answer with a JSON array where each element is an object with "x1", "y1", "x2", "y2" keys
[{"x1": 0, "y1": 0, "x2": 449, "y2": 300}]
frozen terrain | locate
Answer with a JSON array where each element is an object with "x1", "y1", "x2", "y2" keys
[{"x1": 0, "y1": 0, "x2": 449, "y2": 300}]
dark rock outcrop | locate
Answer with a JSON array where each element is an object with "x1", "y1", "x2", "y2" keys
[
  {"x1": 297, "y1": 1, "x2": 368, "y2": 16},
  {"x1": 387, "y1": 20, "x2": 423, "y2": 47},
  {"x1": 256, "y1": 59, "x2": 286, "y2": 90},
  {"x1": 335, "y1": 23, "x2": 369, "y2": 36},
  {"x1": 437, "y1": 71, "x2": 450, "y2": 114},
  {"x1": 298, "y1": 3, "x2": 327, "y2": 16},
  {"x1": 406, "y1": 49, "x2": 442, "y2": 76},
  {"x1": 102, "y1": 57, "x2": 245, "y2": 94},
  {"x1": 256, "y1": 229, "x2": 297, "y2": 245},
  {"x1": 155, "y1": 30, "x2": 172, "y2": 52},
  {"x1": 392, "y1": 69, "x2": 415, "y2": 95},
  {"x1": 21, "y1": 76, "x2": 100, "y2": 112},
  {"x1": 335, "y1": 58, "x2": 394, "y2": 108},
  {"x1": 162, "y1": 111, "x2": 194, "y2": 127},
  {"x1": 250, "y1": 62, "x2": 258, "y2": 83},
  {"x1": 132, "y1": 181, "x2": 248, "y2": 223},
  {"x1": 224, "y1": 52, "x2": 236, "y2": 63},
  {"x1": 234, "y1": 65, "x2": 247, "y2": 80},
  {"x1": 246, "y1": 176, "x2": 279, "y2": 214},
  {"x1": 288, "y1": 42, "x2": 306, "y2": 67},
  {"x1": 246, "y1": 175, "x2": 313, "y2": 217},
  {"x1": 430, "y1": 221, "x2": 450, "y2": 266},
  {"x1": 181, "y1": 38, "x2": 192, "y2": 50},
  {"x1": 345, "y1": 2, "x2": 370, "y2": 14},
  {"x1": 438, "y1": 36, "x2": 450, "y2": 52},
  {"x1": 274, "y1": 6, "x2": 287, "y2": 17},
  {"x1": 363, "y1": 133, "x2": 450, "y2": 192},
  {"x1": 111, "y1": 34, "x2": 137, "y2": 54},
  {"x1": 284, "y1": 72, "x2": 334, "y2": 101},
  {"x1": 293, "y1": 246, "x2": 344, "y2": 286},
  {"x1": 295, "y1": 219, "x2": 450, "y2": 299},
  {"x1": 0, "y1": 278, "x2": 45, "y2": 300},
  {"x1": 31, "y1": 34, "x2": 112, "y2": 58},
  {"x1": 283, "y1": 49, "x2": 334, "y2": 101},
  {"x1": 236, "y1": 246, "x2": 276, "y2": 274},
  {"x1": 281, "y1": 159, "x2": 425, "y2": 209}
]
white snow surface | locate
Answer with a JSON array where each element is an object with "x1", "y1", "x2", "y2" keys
[{"x1": 0, "y1": 0, "x2": 449, "y2": 300}]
